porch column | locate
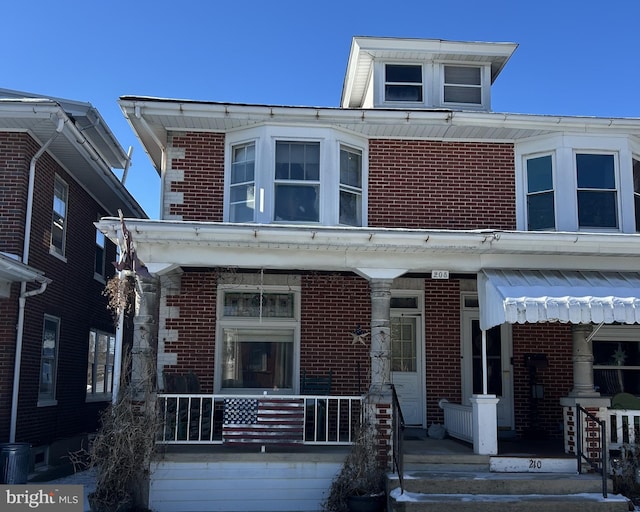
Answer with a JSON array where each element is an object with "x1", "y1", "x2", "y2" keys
[
  {"x1": 469, "y1": 395, "x2": 500, "y2": 455},
  {"x1": 369, "y1": 278, "x2": 393, "y2": 390},
  {"x1": 132, "y1": 274, "x2": 160, "y2": 399},
  {"x1": 569, "y1": 324, "x2": 598, "y2": 398}
]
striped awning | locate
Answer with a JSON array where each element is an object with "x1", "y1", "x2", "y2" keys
[{"x1": 478, "y1": 269, "x2": 640, "y2": 331}]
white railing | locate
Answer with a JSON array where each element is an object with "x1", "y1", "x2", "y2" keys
[
  {"x1": 600, "y1": 407, "x2": 640, "y2": 450},
  {"x1": 439, "y1": 398, "x2": 473, "y2": 443},
  {"x1": 157, "y1": 393, "x2": 363, "y2": 446}
]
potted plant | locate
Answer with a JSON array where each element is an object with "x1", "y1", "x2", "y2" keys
[{"x1": 323, "y1": 417, "x2": 386, "y2": 512}]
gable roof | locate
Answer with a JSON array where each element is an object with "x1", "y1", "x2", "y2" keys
[{"x1": 0, "y1": 89, "x2": 146, "y2": 218}]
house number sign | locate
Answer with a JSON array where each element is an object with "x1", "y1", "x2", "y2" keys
[{"x1": 431, "y1": 270, "x2": 449, "y2": 279}]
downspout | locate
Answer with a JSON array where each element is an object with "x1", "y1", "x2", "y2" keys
[{"x1": 10, "y1": 114, "x2": 65, "y2": 442}]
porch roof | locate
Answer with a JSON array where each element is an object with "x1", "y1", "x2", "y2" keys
[{"x1": 478, "y1": 269, "x2": 640, "y2": 330}]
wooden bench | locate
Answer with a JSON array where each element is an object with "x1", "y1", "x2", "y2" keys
[{"x1": 222, "y1": 397, "x2": 304, "y2": 451}]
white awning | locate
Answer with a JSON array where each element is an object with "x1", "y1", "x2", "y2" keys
[{"x1": 478, "y1": 269, "x2": 640, "y2": 331}]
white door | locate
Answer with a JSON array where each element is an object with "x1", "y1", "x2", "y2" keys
[
  {"x1": 391, "y1": 311, "x2": 425, "y2": 427},
  {"x1": 462, "y1": 305, "x2": 514, "y2": 430}
]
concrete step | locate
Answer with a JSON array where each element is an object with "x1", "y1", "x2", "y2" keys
[
  {"x1": 388, "y1": 489, "x2": 631, "y2": 512},
  {"x1": 388, "y1": 470, "x2": 611, "y2": 495}
]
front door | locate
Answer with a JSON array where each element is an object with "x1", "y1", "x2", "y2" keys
[
  {"x1": 462, "y1": 297, "x2": 514, "y2": 430},
  {"x1": 390, "y1": 294, "x2": 425, "y2": 427}
]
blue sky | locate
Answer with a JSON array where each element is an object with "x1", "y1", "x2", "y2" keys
[{"x1": 3, "y1": 0, "x2": 639, "y2": 219}]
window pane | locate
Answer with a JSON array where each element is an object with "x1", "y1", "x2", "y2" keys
[
  {"x1": 221, "y1": 329, "x2": 294, "y2": 389},
  {"x1": 385, "y1": 85, "x2": 423, "y2": 102},
  {"x1": 87, "y1": 331, "x2": 96, "y2": 393},
  {"x1": 275, "y1": 142, "x2": 320, "y2": 181},
  {"x1": 391, "y1": 317, "x2": 416, "y2": 372},
  {"x1": 527, "y1": 155, "x2": 553, "y2": 193},
  {"x1": 340, "y1": 148, "x2": 362, "y2": 188},
  {"x1": 40, "y1": 318, "x2": 58, "y2": 400},
  {"x1": 634, "y1": 158, "x2": 640, "y2": 232},
  {"x1": 386, "y1": 65, "x2": 422, "y2": 83},
  {"x1": 576, "y1": 154, "x2": 615, "y2": 189},
  {"x1": 444, "y1": 66, "x2": 481, "y2": 86},
  {"x1": 594, "y1": 340, "x2": 640, "y2": 395},
  {"x1": 224, "y1": 292, "x2": 294, "y2": 318},
  {"x1": 230, "y1": 143, "x2": 256, "y2": 222},
  {"x1": 527, "y1": 192, "x2": 555, "y2": 230},
  {"x1": 577, "y1": 190, "x2": 618, "y2": 228},
  {"x1": 339, "y1": 190, "x2": 361, "y2": 226},
  {"x1": 444, "y1": 86, "x2": 481, "y2": 104},
  {"x1": 274, "y1": 184, "x2": 318, "y2": 222}
]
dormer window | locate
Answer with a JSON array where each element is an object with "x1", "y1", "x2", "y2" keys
[
  {"x1": 443, "y1": 66, "x2": 482, "y2": 105},
  {"x1": 384, "y1": 64, "x2": 423, "y2": 103}
]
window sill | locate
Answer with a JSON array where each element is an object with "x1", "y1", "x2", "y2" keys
[
  {"x1": 37, "y1": 399, "x2": 58, "y2": 408},
  {"x1": 49, "y1": 247, "x2": 67, "y2": 263},
  {"x1": 86, "y1": 393, "x2": 112, "y2": 403},
  {"x1": 93, "y1": 273, "x2": 106, "y2": 284}
]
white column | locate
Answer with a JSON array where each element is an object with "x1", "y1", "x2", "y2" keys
[
  {"x1": 369, "y1": 278, "x2": 393, "y2": 391},
  {"x1": 569, "y1": 324, "x2": 599, "y2": 398},
  {"x1": 470, "y1": 395, "x2": 500, "y2": 455}
]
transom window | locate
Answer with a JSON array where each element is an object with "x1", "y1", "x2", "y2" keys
[
  {"x1": 443, "y1": 65, "x2": 482, "y2": 104},
  {"x1": 384, "y1": 64, "x2": 423, "y2": 102},
  {"x1": 51, "y1": 175, "x2": 68, "y2": 256},
  {"x1": 218, "y1": 287, "x2": 299, "y2": 392},
  {"x1": 576, "y1": 153, "x2": 618, "y2": 229},
  {"x1": 526, "y1": 154, "x2": 555, "y2": 230}
]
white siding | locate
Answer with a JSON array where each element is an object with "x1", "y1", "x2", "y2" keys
[{"x1": 149, "y1": 460, "x2": 342, "y2": 512}]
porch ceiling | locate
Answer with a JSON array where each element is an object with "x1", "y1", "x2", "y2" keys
[{"x1": 478, "y1": 269, "x2": 640, "y2": 330}]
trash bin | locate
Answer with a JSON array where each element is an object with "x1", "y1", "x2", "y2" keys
[{"x1": 0, "y1": 443, "x2": 31, "y2": 484}]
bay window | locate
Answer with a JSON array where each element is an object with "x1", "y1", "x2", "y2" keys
[
  {"x1": 218, "y1": 286, "x2": 299, "y2": 392},
  {"x1": 225, "y1": 127, "x2": 367, "y2": 226},
  {"x1": 634, "y1": 157, "x2": 640, "y2": 232}
]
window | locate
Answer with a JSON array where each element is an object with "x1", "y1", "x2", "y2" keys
[
  {"x1": 526, "y1": 154, "x2": 555, "y2": 230},
  {"x1": 51, "y1": 175, "x2": 68, "y2": 256},
  {"x1": 39, "y1": 316, "x2": 59, "y2": 402},
  {"x1": 443, "y1": 66, "x2": 482, "y2": 104},
  {"x1": 384, "y1": 64, "x2": 423, "y2": 102},
  {"x1": 576, "y1": 153, "x2": 618, "y2": 229},
  {"x1": 226, "y1": 127, "x2": 367, "y2": 226},
  {"x1": 593, "y1": 328, "x2": 640, "y2": 396},
  {"x1": 218, "y1": 287, "x2": 298, "y2": 392},
  {"x1": 230, "y1": 142, "x2": 256, "y2": 222},
  {"x1": 339, "y1": 146, "x2": 362, "y2": 226},
  {"x1": 87, "y1": 329, "x2": 115, "y2": 398},
  {"x1": 274, "y1": 142, "x2": 320, "y2": 222},
  {"x1": 95, "y1": 227, "x2": 106, "y2": 278},
  {"x1": 634, "y1": 157, "x2": 640, "y2": 232}
]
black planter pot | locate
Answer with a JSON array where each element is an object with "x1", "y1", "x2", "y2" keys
[{"x1": 346, "y1": 493, "x2": 386, "y2": 512}]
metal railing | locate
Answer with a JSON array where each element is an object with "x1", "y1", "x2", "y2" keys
[
  {"x1": 391, "y1": 384, "x2": 405, "y2": 494},
  {"x1": 576, "y1": 404, "x2": 608, "y2": 499},
  {"x1": 157, "y1": 393, "x2": 364, "y2": 446}
]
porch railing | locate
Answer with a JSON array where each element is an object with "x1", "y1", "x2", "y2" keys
[
  {"x1": 576, "y1": 404, "x2": 608, "y2": 499},
  {"x1": 157, "y1": 393, "x2": 363, "y2": 446},
  {"x1": 600, "y1": 407, "x2": 640, "y2": 450},
  {"x1": 391, "y1": 384, "x2": 405, "y2": 494},
  {"x1": 439, "y1": 399, "x2": 473, "y2": 443}
]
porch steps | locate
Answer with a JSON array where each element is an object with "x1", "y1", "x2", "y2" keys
[{"x1": 388, "y1": 457, "x2": 630, "y2": 512}]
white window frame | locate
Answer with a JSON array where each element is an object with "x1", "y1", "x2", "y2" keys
[
  {"x1": 50, "y1": 175, "x2": 68, "y2": 259},
  {"x1": 215, "y1": 283, "x2": 301, "y2": 393},
  {"x1": 86, "y1": 328, "x2": 116, "y2": 401},
  {"x1": 524, "y1": 151, "x2": 557, "y2": 231},
  {"x1": 515, "y1": 134, "x2": 636, "y2": 232},
  {"x1": 224, "y1": 126, "x2": 368, "y2": 226},
  {"x1": 94, "y1": 225, "x2": 106, "y2": 281},
  {"x1": 38, "y1": 315, "x2": 60, "y2": 406},
  {"x1": 440, "y1": 64, "x2": 488, "y2": 109},
  {"x1": 574, "y1": 150, "x2": 620, "y2": 230},
  {"x1": 592, "y1": 325, "x2": 640, "y2": 396},
  {"x1": 381, "y1": 62, "x2": 425, "y2": 105},
  {"x1": 634, "y1": 155, "x2": 640, "y2": 232},
  {"x1": 339, "y1": 143, "x2": 363, "y2": 227}
]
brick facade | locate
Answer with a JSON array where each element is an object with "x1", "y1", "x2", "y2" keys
[{"x1": 0, "y1": 132, "x2": 118, "y2": 449}]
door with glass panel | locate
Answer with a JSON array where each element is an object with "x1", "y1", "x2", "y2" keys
[
  {"x1": 461, "y1": 295, "x2": 513, "y2": 430},
  {"x1": 390, "y1": 294, "x2": 425, "y2": 427}
]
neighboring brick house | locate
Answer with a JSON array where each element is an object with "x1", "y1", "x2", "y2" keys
[
  {"x1": 0, "y1": 89, "x2": 145, "y2": 475},
  {"x1": 98, "y1": 37, "x2": 640, "y2": 511}
]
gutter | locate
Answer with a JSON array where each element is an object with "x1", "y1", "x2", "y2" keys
[{"x1": 10, "y1": 114, "x2": 63, "y2": 442}]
